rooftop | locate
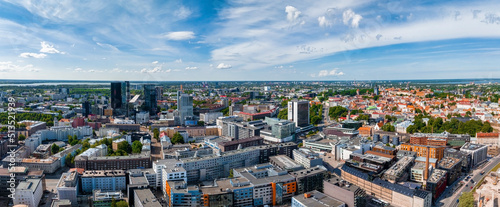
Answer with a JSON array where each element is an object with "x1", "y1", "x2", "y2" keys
[
  {"x1": 384, "y1": 156, "x2": 415, "y2": 177},
  {"x1": 293, "y1": 190, "x2": 345, "y2": 207},
  {"x1": 290, "y1": 166, "x2": 327, "y2": 179},
  {"x1": 427, "y1": 169, "x2": 447, "y2": 183},
  {"x1": 82, "y1": 170, "x2": 126, "y2": 178},
  {"x1": 133, "y1": 189, "x2": 161, "y2": 207},
  {"x1": 438, "y1": 157, "x2": 461, "y2": 169}
]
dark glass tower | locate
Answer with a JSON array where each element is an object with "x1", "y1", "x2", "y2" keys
[
  {"x1": 111, "y1": 82, "x2": 122, "y2": 109},
  {"x1": 83, "y1": 101, "x2": 91, "y2": 117},
  {"x1": 144, "y1": 84, "x2": 157, "y2": 115}
]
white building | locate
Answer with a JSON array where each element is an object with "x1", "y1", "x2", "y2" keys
[
  {"x1": 134, "y1": 189, "x2": 161, "y2": 207},
  {"x1": 293, "y1": 148, "x2": 323, "y2": 168},
  {"x1": 38, "y1": 126, "x2": 92, "y2": 141},
  {"x1": 136, "y1": 111, "x2": 150, "y2": 125},
  {"x1": 56, "y1": 171, "x2": 79, "y2": 205},
  {"x1": 153, "y1": 159, "x2": 186, "y2": 197},
  {"x1": 25, "y1": 135, "x2": 42, "y2": 154},
  {"x1": 200, "y1": 112, "x2": 223, "y2": 124},
  {"x1": 113, "y1": 118, "x2": 135, "y2": 124},
  {"x1": 13, "y1": 179, "x2": 43, "y2": 207}
]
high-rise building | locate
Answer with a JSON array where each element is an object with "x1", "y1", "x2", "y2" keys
[
  {"x1": 110, "y1": 82, "x2": 122, "y2": 109},
  {"x1": 144, "y1": 84, "x2": 157, "y2": 115},
  {"x1": 288, "y1": 100, "x2": 310, "y2": 127},
  {"x1": 155, "y1": 86, "x2": 163, "y2": 101},
  {"x1": 178, "y1": 92, "x2": 193, "y2": 125},
  {"x1": 374, "y1": 85, "x2": 379, "y2": 95},
  {"x1": 122, "y1": 81, "x2": 130, "y2": 116},
  {"x1": 83, "y1": 101, "x2": 91, "y2": 117}
]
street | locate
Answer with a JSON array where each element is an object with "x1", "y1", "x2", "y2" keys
[{"x1": 438, "y1": 155, "x2": 500, "y2": 207}]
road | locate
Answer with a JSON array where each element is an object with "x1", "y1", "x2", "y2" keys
[{"x1": 440, "y1": 155, "x2": 500, "y2": 207}]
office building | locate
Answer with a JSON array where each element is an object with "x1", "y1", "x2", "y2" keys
[
  {"x1": 293, "y1": 148, "x2": 323, "y2": 168},
  {"x1": 400, "y1": 144, "x2": 445, "y2": 161},
  {"x1": 341, "y1": 165, "x2": 432, "y2": 207},
  {"x1": 460, "y1": 143, "x2": 488, "y2": 167},
  {"x1": 324, "y1": 175, "x2": 366, "y2": 207},
  {"x1": 437, "y1": 157, "x2": 462, "y2": 184},
  {"x1": 384, "y1": 156, "x2": 415, "y2": 183},
  {"x1": 144, "y1": 84, "x2": 158, "y2": 116},
  {"x1": 178, "y1": 92, "x2": 194, "y2": 125},
  {"x1": 83, "y1": 101, "x2": 91, "y2": 117},
  {"x1": 444, "y1": 148, "x2": 472, "y2": 172},
  {"x1": 136, "y1": 111, "x2": 150, "y2": 124},
  {"x1": 133, "y1": 189, "x2": 161, "y2": 207},
  {"x1": 292, "y1": 190, "x2": 346, "y2": 207},
  {"x1": 426, "y1": 169, "x2": 447, "y2": 200},
  {"x1": 270, "y1": 155, "x2": 305, "y2": 172},
  {"x1": 56, "y1": 171, "x2": 79, "y2": 205},
  {"x1": 81, "y1": 170, "x2": 126, "y2": 193},
  {"x1": 218, "y1": 136, "x2": 264, "y2": 152},
  {"x1": 13, "y1": 179, "x2": 43, "y2": 207},
  {"x1": 290, "y1": 166, "x2": 328, "y2": 194},
  {"x1": 288, "y1": 100, "x2": 310, "y2": 127},
  {"x1": 111, "y1": 82, "x2": 122, "y2": 109}
]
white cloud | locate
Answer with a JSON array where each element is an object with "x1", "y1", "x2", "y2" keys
[
  {"x1": 175, "y1": 59, "x2": 182, "y2": 63},
  {"x1": 152, "y1": 61, "x2": 159, "y2": 64},
  {"x1": 185, "y1": 66, "x2": 198, "y2": 70},
  {"x1": 164, "y1": 69, "x2": 172, "y2": 73},
  {"x1": 174, "y1": 6, "x2": 192, "y2": 19},
  {"x1": 0, "y1": 61, "x2": 39, "y2": 72},
  {"x1": 216, "y1": 63, "x2": 232, "y2": 69},
  {"x1": 318, "y1": 68, "x2": 344, "y2": 77},
  {"x1": 40, "y1": 41, "x2": 61, "y2": 54},
  {"x1": 19, "y1": 53, "x2": 47, "y2": 58},
  {"x1": 285, "y1": 6, "x2": 301, "y2": 22},
  {"x1": 164, "y1": 31, "x2": 195, "y2": 40},
  {"x1": 342, "y1": 9, "x2": 362, "y2": 28},
  {"x1": 74, "y1": 68, "x2": 83, "y2": 71},
  {"x1": 88, "y1": 69, "x2": 95, "y2": 73},
  {"x1": 318, "y1": 16, "x2": 331, "y2": 27}
]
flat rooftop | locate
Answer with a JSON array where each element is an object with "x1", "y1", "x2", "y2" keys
[
  {"x1": 293, "y1": 190, "x2": 345, "y2": 207},
  {"x1": 134, "y1": 189, "x2": 161, "y2": 207},
  {"x1": 82, "y1": 170, "x2": 126, "y2": 178}
]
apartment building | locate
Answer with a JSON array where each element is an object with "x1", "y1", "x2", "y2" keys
[
  {"x1": 56, "y1": 171, "x2": 79, "y2": 205},
  {"x1": 75, "y1": 152, "x2": 151, "y2": 170},
  {"x1": 81, "y1": 170, "x2": 126, "y2": 193},
  {"x1": 293, "y1": 148, "x2": 323, "y2": 168},
  {"x1": 13, "y1": 179, "x2": 43, "y2": 207}
]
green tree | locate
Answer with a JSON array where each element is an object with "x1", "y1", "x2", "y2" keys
[
  {"x1": 132, "y1": 140, "x2": 143, "y2": 154},
  {"x1": 117, "y1": 141, "x2": 132, "y2": 154},
  {"x1": 458, "y1": 192, "x2": 473, "y2": 207},
  {"x1": 111, "y1": 198, "x2": 117, "y2": 207},
  {"x1": 381, "y1": 123, "x2": 395, "y2": 132},
  {"x1": 116, "y1": 201, "x2": 128, "y2": 207},
  {"x1": 329, "y1": 106, "x2": 348, "y2": 120},
  {"x1": 0, "y1": 126, "x2": 7, "y2": 132},
  {"x1": 18, "y1": 134, "x2": 26, "y2": 141},
  {"x1": 65, "y1": 154, "x2": 74, "y2": 167},
  {"x1": 298, "y1": 143, "x2": 303, "y2": 147},
  {"x1": 172, "y1": 132, "x2": 185, "y2": 144},
  {"x1": 197, "y1": 121, "x2": 205, "y2": 126},
  {"x1": 153, "y1": 128, "x2": 160, "y2": 140},
  {"x1": 228, "y1": 169, "x2": 234, "y2": 178},
  {"x1": 51, "y1": 144, "x2": 60, "y2": 154},
  {"x1": 277, "y1": 109, "x2": 288, "y2": 120}
]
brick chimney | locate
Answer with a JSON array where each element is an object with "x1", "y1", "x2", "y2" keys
[{"x1": 424, "y1": 146, "x2": 430, "y2": 182}]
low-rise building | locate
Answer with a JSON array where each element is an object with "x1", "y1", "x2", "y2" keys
[
  {"x1": 437, "y1": 157, "x2": 462, "y2": 184},
  {"x1": 92, "y1": 190, "x2": 124, "y2": 207},
  {"x1": 324, "y1": 175, "x2": 366, "y2": 207},
  {"x1": 290, "y1": 166, "x2": 328, "y2": 194}
]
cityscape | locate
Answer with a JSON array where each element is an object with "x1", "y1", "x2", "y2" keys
[{"x1": 1, "y1": 1, "x2": 500, "y2": 207}]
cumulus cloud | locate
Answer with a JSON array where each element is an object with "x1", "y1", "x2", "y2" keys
[
  {"x1": 175, "y1": 59, "x2": 182, "y2": 63},
  {"x1": 40, "y1": 41, "x2": 61, "y2": 54},
  {"x1": 19, "y1": 53, "x2": 47, "y2": 58},
  {"x1": 164, "y1": 31, "x2": 195, "y2": 40},
  {"x1": 185, "y1": 66, "x2": 198, "y2": 70},
  {"x1": 318, "y1": 16, "x2": 331, "y2": 27},
  {"x1": 74, "y1": 68, "x2": 83, "y2": 71},
  {"x1": 216, "y1": 63, "x2": 232, "y2": 69},
  {"x1": 318, "y1": 68, "x2": 344, "y2": 77},
  {"x1": 285, "y1": 6, "x2": 301, "y2": 22},
  {"x1": 342, "y1": 9, "x2": 362, "y2": 28},
  {"x1": 152, "y1": 61, "x2": 159, "y2": 64}
]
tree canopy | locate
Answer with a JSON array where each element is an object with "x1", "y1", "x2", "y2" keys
[
  {"x1": 132, "y1": 140, "x2": 143, "y2": 154},
  {"x1": 458, "y1": 192, "x2": 473, "y2": 207},
  {"x1": 51, "y1": 144, "x2": 60, "y2": 154},
  {"x1": 172, "y1": 132, "x2": 185, "y2": 144},
  {"x1": 329, "y1": 106, "x2": 348, "y2": 120}
]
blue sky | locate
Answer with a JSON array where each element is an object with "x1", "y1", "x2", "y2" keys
[{"x1": 0, "y1": 0, "x2": 500, "y2": 81}]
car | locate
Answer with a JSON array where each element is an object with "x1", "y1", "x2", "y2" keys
[
  {"x1": 470, "y1": 186, "x2": 473, "y2": 189},
  {"x1": 480, "y1": 171, "x2": 485, "y2": 175}
]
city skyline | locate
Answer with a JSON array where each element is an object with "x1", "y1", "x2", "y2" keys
[{"x1": 1, "y1": 0, "x2": 500, "y2": 81}]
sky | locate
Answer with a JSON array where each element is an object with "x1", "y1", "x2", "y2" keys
[{"x1": 1, "y1": 0, "x2": 500, "y2": 81}]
